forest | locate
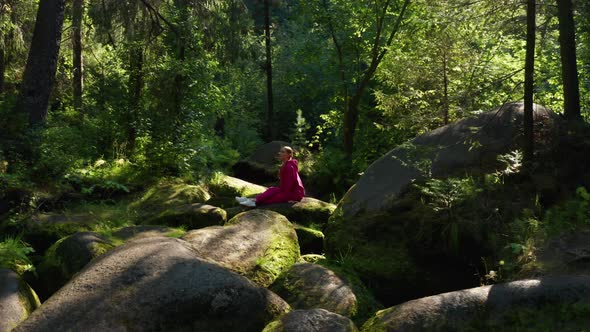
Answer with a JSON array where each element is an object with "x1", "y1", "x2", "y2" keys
[{"x1": 1, "y1": 0, "x2": 590, "y2": 330}]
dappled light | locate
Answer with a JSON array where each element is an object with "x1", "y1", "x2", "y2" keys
[{"x1": 1, "y1": 0, "x2": 589, "y2": 329}]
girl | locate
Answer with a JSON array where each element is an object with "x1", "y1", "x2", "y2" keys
[{"x1": 237, "y1": 146, "x2": 305, "y2": 207}]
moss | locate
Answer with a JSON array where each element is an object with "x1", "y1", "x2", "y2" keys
[
  {"x1": 17, "y1": 278, "x2": 40, "y2": 316},
  {"x1": 252, "y1": 223, "x2": 300, "y2": 287},
  {"x1": 259, "y1": 199, "x2": 336, "y2": 227},
  {"x1": 164, "y1": 228, "x2": 187, "y2": 238},
  {"x1": 129, "y1": 178, "x2": 211, "y2": 216},
  {"x1": 145, "y1": 204, "x2": 226, "y2": 229},
  {"x1": 294, "y1": 224, "x2": 324, "y2": 255},
  {"x1": 261, "y1": 319, "x2": 284, "y2": 332},
  {"x1": 299, "y1": 254, "x2": 326, "y2": 264},
  {"x1": 479, "y1": 303, "x2": 590, "y2": 331},
  {"x1": 25, "y1": 221, "x2": 92, "y2": 255},
  {"x1": 359, "y1": 309, "x2": 390, "y2": 332},
  {"x1": 37, "y1": 232, "x2": 115, "y2": 297},
  {"x1": 207, "y1": 174, "x2": 266, "y2": 198},
  {"x1": 317, "y1": 260, "x2": 383, "y2": 326}
]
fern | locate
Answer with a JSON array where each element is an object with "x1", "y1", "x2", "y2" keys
[{"x1": 0, "y1": 237, "x2": 35, "y2": 274}]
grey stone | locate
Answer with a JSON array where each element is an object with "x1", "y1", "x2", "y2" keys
[
  {"x1": 14, "y1": 237, "x2": 290, "y2": 332},
  {"x1": 0, "y1": 268, "x2": 40, "y2": 332},
  {"x1": 37, "y1": 232, "x2": 114, "y2": 298},
  {"x1": 182, "y1": 209, "x2": 299, "y2": 287},
  {"x1": 270, "y1": 263, "x2": 357, "y2": 317},
  {"x1": 264, "y1": 309, "x2": 358, "y2": 332},
  {"x1": 361, "y1": 275, "x2": 590, "y2": 331}
]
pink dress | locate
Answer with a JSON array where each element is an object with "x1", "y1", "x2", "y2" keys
[{"x1": 255, "y1": 159, "x2": 305, "y2": 205}]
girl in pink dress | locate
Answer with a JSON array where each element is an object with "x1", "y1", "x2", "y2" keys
[{"x1": 237, "y1": 146, "x2": 305, "y2": 207}]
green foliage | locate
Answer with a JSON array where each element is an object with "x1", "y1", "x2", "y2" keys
[
  {"x1": 64, "y1": 159, "x2": 143, "y2": 198},
  {"x1": 414, "y1": 177, "x2": 484, "y2": 253},
  {"x1": 34, "y1": 122, "x2": 98, "y2": 181},
  {"x1": 544, "y1": 187, "x2": 590, "y2": 235},
  {"x1": 303, "y1": 147, "x2": 362, "y2": 201},
  {"x1": 0, "y1": 237, "x2": 35, "y2": 275}
]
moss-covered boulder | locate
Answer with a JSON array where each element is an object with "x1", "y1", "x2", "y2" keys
[
  {"x1": 208, "y1": 174, "x2": 267, "y2": 198},
  {"x1": 23, "y1": 213, "x2": 95, "y2": 255},
  {"x1": 112, "y1": 225, "x2": 184, "y2": 240},
  {"x1": 258, "y1": 197, "x2": 336, "y2": 227},
  {"x1": 0, "y1": 268, "x2": 40, "y2": 332},
  {"x1": 270, "y1": 263, "x2": 357, "y2": 317},
  {"x1": 294, "y1": 224, "x2": 324, "y2": 254},
  {"x1": 37, "y1": 232, "x2": 115, "y2": 299},
  {"x1": 144, "y1": 203, "x2": 226, "y2": 229},
  {"x1": 232, "y1": 140, "x2": 290, "y2": 183},
  {"x1": 129, "y1": 178, "x2": 211, "y2": 217},
  {"x1": 263, "y1": 309, "x2": 358, "y2": 332},
  {"x1": 360, "y1": 275, "x2": 590, "y2": 331},
  {"x1": 325, "y1": 103, "x2": 561, "y2": 304},
  {"x1": 14, "y1": 237, "x2": 290, "y2": 332},
  {"x1": 182, "y1": 209, "x2": 299, "y2": 287}
]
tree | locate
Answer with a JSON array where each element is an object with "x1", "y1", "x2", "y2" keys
[
  {"x1": 264, "y1": 0, "x2": 275, "y2": 140},
  {"x1": 523, "y1": 0, "x2": 535, "y2": 164},
  {"x1": 15, "y1": 0, "x2": 66, "y2": 126},
  {"x1": 321, "y1": 0, "x2": 411, "y2": 157},
  {"x1": 72, "y1": 0, "x2": 84, "y2": 115},
  {"x1": 556, "y1": 0, "x2": 581, "y2": 120}
]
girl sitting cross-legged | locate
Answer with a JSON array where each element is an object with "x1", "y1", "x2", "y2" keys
[{"x1": 236, "y1": 146, "x2": 305, "y2": 207}]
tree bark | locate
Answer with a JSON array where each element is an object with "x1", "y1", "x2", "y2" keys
[
  {"x1": 72, "y1": 0, "x2": 84, "y2": 115},
  {"x1": 523, "y1": 0, "x2": 535, "y2": 164},
  {"x1": 15, "y1": 0, "x2": 66, "y2": 126},
  {"x1": 556, "y1": 0, "x2": 581, "y2": 120},
  {"x1": 264, "y1": 0, "x2": 275, "y2": 140}
]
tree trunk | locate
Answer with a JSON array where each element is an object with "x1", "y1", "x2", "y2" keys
[
  {"x1": 124, "y1": 1, "x2": 142, "y2": 156},
  {"x1": 556, "y1": 0, "x2": 581, "y2": 120},
  {"x1": 127, "y1": 44, "x2": 143, "y2": 155},
  {"x1": 341, "y1": 0, "x2": 410, "y2": 157},
  {"x1": 15, "y1": 0, "x2": 66, "y2": 126},
  {"x1": 442, "y1": 49, "x2": 449, "y2": 125},
  {"x1": 72, "y1": 0, "x2": 84, "y2": 115},
  {"x1": 264, "y1": 0, "x2": 274, "y2": 140},
  {"x1": 523, "y1": 0, "x2": 535, "y2": 164},
  {"x1": 0, "y1": 45, "x2": 5, "y2": 95}
]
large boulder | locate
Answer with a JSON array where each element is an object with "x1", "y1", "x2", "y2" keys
[
  {"x1": 14, "y1": 237, "x2": 290, "y2": 331},
  {"x1": 361, "y1": 275, "x2": 590, "y2": 331},
  {"x1": 111, "y1": 225, "x2": 182, "y2": 240},
  {"x1": 325, "y1": 103, "x2": 561, "y2": 304},
  {"x1": 270, "y1": 263, "x2": 357, "y2": 317},
  {"x1": 0, "y1": 269, "x2": 40, "y2": 332},
  {"x1": 263, "y1": 309, "x2": 358, "y2": 332},
  {"x1": 144, "y1": 202, "x2": 227, "y2": 229},
  {"x1": 338, "y1": 103, "x2": 558, "y2": 219},
  {"x1": 208, "y1": 174, "x2": 267, "y2": 198},
  {"x1": 37, "y1": 232, "x2": 115, "y2": 299},
  {"x1": 129, "y1": 178, "x2": 211, "y2": 217},
  {"x1": 23, "y1": 213, "x2": 95, "y2": 255},
  {"x1": 232, "y1": 141, "x2": 290, "y2": 183},
  {"x1": 182, "y1": 209, "x2": 299, "y2": 287},
  {"x1": 258, "y1": 197, "x2": 336, "y2": 227}
]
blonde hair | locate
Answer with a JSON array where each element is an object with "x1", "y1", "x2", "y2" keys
[{"x1": 281, "y1": 146, "x2": 294, "y2": 157}]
